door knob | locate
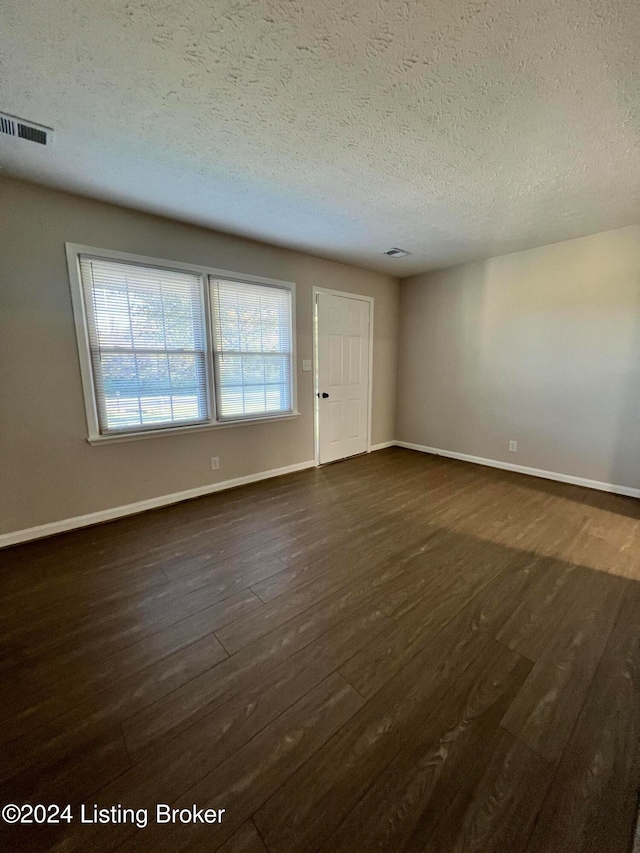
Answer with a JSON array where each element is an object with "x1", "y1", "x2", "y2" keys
[{"x1": 322, "y1": 392, "x2": 329, "y2": 398}]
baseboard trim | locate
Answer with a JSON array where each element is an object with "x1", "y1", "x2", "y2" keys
[
  {"x1": 369, "y1": 441, "x2": 397, "y2": 452},
  {"x1": 395, "y1": 441, "x2": 640, "y2": 500},
  {"x1": 6, "y1": 443, "x2": 636, "y2": 548},
  {"x1": 0, "y1": 460, "x2": 317, "y2": 549}
]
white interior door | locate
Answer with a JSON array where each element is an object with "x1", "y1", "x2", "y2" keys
[{"x1": 316, "y1": 291, "x2": 371, "y2": 464}]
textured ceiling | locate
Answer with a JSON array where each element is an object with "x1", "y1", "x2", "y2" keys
[{"x1": 1, "y1": 0, "x2": 639, "y2": 274}]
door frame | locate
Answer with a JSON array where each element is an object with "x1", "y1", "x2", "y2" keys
[{"x1": 312, "y1": 287, "x2": 374, "y2": 466}]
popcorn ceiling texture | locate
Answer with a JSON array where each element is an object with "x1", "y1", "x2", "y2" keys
[{"x1": 1, "y1": 0, "x2": 639, "y2": 273}]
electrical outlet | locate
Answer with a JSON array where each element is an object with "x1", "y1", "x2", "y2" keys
[
  {"x1": 509, "y1": 441, "x2": 517, "y2": 452},
  {"x1": 211, "y1": 457, "x2": 220, "y2": 470},
  {"x1": 302, "y1": 359, "x2": 312, "y2": 372}
]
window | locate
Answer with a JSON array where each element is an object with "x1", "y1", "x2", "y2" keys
[
  {"x1": 210, "y1": 278, "x2": 293, "y2": 420},
  {"x1": 67, "y1": 245, "x2": 297, "y2": 442},
  {"x1": 78, "y1": 257, "x2": 209, "y2": 434}
]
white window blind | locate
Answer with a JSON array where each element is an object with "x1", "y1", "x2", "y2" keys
[
  {"x1": 79, "y1": 256, "x2": 209, "y2": 434},
  {"x1": 210, "y1": 278, "x2": 293, "y2": 420}
]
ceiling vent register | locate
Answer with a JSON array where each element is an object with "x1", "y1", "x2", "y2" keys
[
  {"x1": 382, "y1": 248, "x2": 411, "y2": 258},
  {"x1": 0, "y1": 112, "x2": 53, "y2": 145}
]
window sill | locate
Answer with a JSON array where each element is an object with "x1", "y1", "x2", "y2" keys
[{"x1": 87, "y1": 412, "x2": 302, "y2": 445}]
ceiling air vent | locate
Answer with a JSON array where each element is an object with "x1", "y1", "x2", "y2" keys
[
  {"x1": 0, "y1": 112, "x2": 53, "y2": 145},
  {"x1": 382, "y1": 247, "x2": 411, "y2": 258}
]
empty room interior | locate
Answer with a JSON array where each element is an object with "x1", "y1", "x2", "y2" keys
[{"x1": 1, "y1": 1, "x2": 640, "y2": 851}]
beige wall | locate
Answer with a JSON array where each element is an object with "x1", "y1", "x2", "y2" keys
[
  {"x1": 0, "y1": 177, "x2": 399, "y2": 535},
  {"x1": 397, "y1": 227, "x2": 640, "y2": 490}
]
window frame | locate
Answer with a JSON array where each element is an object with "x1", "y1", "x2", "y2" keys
[
  {"x1": 209, "y1": 276, "x2": 296, "y2": 424},
  {"x1": 66, "y1": 244, "x2": 299, "y2": 444}
]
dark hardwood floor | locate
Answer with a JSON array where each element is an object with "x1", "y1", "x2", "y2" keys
[{"x1": 1, "y1": 447, "x2": 639, "y2": 853}]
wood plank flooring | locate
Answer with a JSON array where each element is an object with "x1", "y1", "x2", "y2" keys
[{"x1": 1, "y1": 447, "x2": 639, "y2": 853}]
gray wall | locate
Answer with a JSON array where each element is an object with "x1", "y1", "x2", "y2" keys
[
  {"x1": 0, "y1": 177, "x2": 399, "y2": 535},
  {"x1": 397, "y1": 226, "x2": 640, "y2": 490}
]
